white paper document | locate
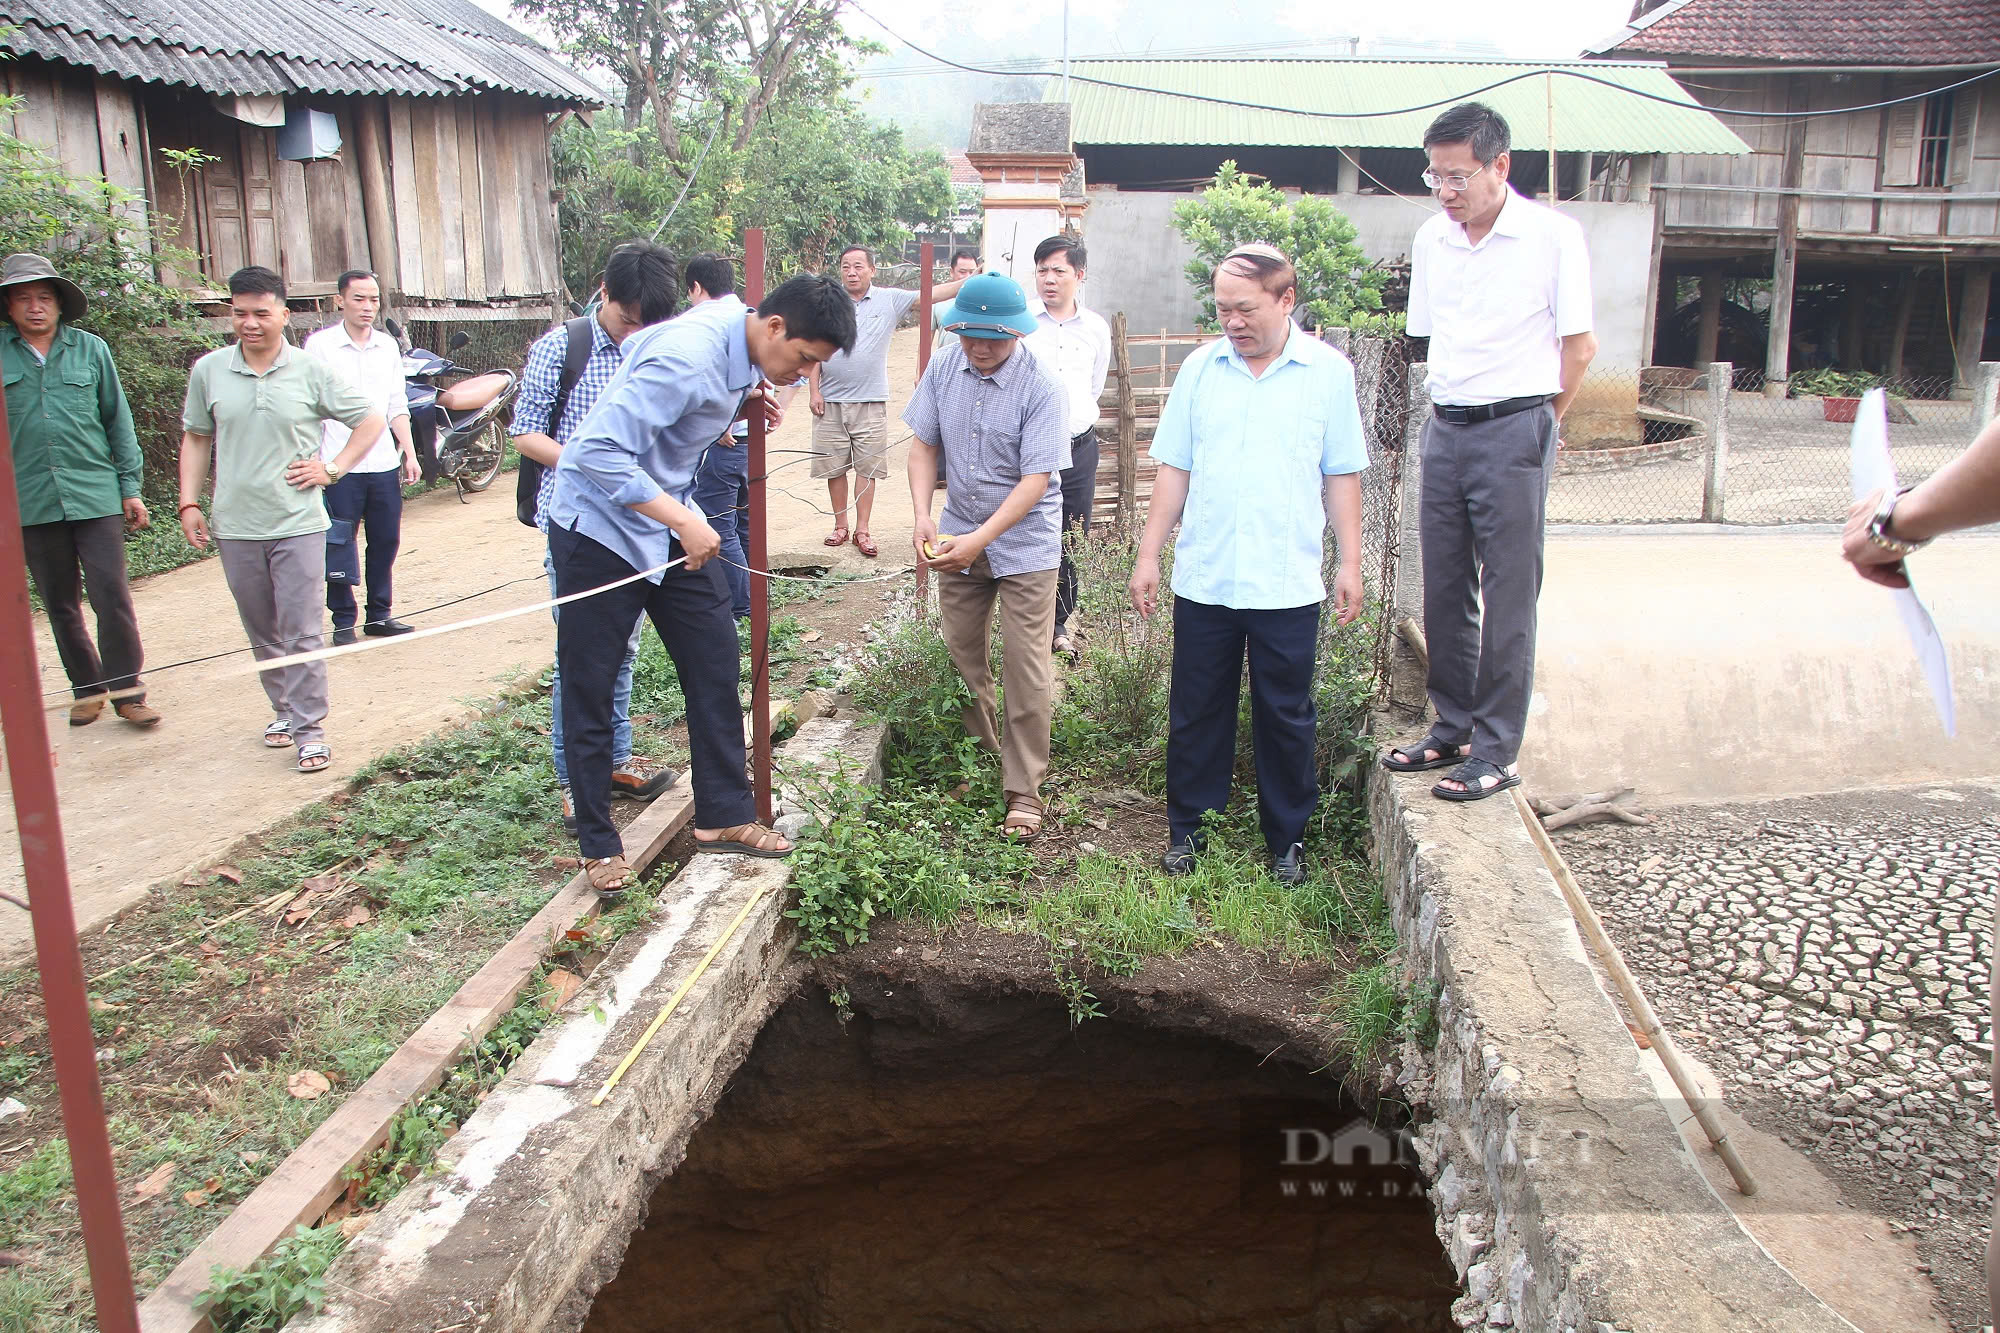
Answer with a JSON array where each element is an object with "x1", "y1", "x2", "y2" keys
[{"x1": 1849, "y1": 389, "x2": 1955, "y2": 737}]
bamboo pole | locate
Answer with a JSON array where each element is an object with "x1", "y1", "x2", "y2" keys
[{"x1": 1511, "y1": 789, "x2": 1759, "y2": 1196}]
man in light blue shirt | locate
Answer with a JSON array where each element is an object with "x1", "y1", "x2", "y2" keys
[
  {"x1": 1129, "y1": 244, "x2": 1367, "y2": 886},
  {"x1": 546, "y1": 273, "x2": 855, "y2": 894}
]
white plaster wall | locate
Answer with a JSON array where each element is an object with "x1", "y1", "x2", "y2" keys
[{"x1": 1083, "y1": 187, "x2": 1655, "y2": 372}]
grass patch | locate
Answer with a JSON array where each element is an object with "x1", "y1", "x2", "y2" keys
[
  {"x1": 801, "y1": 574, "x2": 1411, "y2": 1058},
  {"x1": 0, "y1": 677, "x2": 668, "y2": 1330}
]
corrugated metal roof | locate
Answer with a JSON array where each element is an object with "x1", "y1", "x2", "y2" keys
[
  {"x1": 0, "y1": 0, "x2": 605, "y2": 104},
  {"x1": 1063, "y1": 59, "x2": 1748, "y2": 155}
]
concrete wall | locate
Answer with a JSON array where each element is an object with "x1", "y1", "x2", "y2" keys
[
  {"x1": 1078, "y1": 188, "x2": 1203, "y2": 338},
  {"x1": 1368, "y1": 767, "x2": 1855, "y2": 1332},
  {"x1": 1083, "y1": 186, "x2": 1654, "y2": 376}
]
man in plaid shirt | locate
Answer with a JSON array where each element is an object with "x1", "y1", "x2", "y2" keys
[{"x1": 510, "y1": 242, "x2": 679, "y2": 830}]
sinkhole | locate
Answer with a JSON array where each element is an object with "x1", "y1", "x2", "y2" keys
[{"x1": 583, "y1": 978, "x2": 1458, "y2": 1332}]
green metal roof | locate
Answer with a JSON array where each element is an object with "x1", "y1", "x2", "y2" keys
[{"x1": 1061, "y1": 59, "x2": 1748, "y2": 155}]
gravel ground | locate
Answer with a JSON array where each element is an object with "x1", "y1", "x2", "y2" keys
[{"x1": 1559, "y1": 781, "x2": 2000, "y2": 1332}]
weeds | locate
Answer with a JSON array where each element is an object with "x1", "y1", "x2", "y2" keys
[{"x1": 197, "y1": 1223, "x2": 343, "y2": 1332}]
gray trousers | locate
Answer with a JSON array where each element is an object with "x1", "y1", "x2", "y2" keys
[
  {"x1": 220, "y1": 534, "x2": 330, "y2": 745},
  {"x1": 1418, "y1": 402, "x2": 1557, "y2": 767}
]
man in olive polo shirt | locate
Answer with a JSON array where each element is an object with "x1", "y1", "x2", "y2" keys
[
  {"x1": 2, "y1": 252, "x2": 159, "y2": 728},
  {"x1": 179, "y1": 266, "x2": 385, "y2": 774}
]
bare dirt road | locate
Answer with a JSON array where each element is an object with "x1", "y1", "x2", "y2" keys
[{"x1": 0, "y1": 326, "x2": 933, "y2": 963}]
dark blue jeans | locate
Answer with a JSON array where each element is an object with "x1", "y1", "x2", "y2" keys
[
  {"x1": 324, "y1": 468, "x2": 403, "y2": 630},
  {"x1": 1167, "y1": 596, "x2": 1321, "y2": 858},
  {"x1": 692, "y1": 439, "x2": 751, "y2": 619},
  {"x1": 549, "y1": 522, "x2": 754, "y2": 860}
]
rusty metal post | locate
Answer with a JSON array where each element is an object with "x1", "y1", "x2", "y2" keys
[
  {"x1": 744, "y1": 229, "x2": 773, "y2": 825},
  {"x1": 917, "y1": 240, "x2": 935, "y2": 377},
  {"x1": 0, "y1": 399, "x2": 140, "y2": 1330}
]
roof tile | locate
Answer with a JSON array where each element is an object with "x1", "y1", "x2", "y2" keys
[{"x1": 1605, "y1": 0, "x2": 2000, "y2": 65}]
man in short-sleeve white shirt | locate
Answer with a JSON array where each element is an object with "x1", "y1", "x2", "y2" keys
[
  {"x1": 1385, "y1": 102, "x2": 1597, "y2": 801},
  {"x1": 303, "y1": 270, "x2": 418, "y2": 646}
]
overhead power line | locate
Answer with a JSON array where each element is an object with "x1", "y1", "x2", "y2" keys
[{"x1": 845, "y1": 4, "x2": 2000, "y2": 123}]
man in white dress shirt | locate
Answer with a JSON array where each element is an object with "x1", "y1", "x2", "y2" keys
[
  {"x1": 1024, "y1": 235, "x2": 1111, "y2": 655},
  {"x1": 304, "y1": 270, "x2": 419, "y2": 646},
  {"x1": 1383, "y1": 102, "x2": 1596, "y2": 803}
]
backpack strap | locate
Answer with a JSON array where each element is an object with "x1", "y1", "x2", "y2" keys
[
  {"x1": 548, "y1": 315, "x2": 596, "y2": 440},
  {"x1": 515, "y1": 315, "x2": 597, "y2": 529}
]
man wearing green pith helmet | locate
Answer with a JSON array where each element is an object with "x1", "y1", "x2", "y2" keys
[{"x1": 904, "y1": 271, "x2": 1071, "y2": 842}]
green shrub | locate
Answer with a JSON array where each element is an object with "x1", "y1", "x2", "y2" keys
[
  {"x1": 1172, "y1": 162, "x2": 1402, "y2": 336},
  {"x1": 197, "y1": 1224, "x2": 344, "y2": 1332}
]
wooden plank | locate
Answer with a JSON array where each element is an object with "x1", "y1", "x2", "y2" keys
[
  {"x1": 457, "y1": 99, "x2": 487, "y2": 298},
  {"x1": 515, "y1": 111, "x2": 551, "y2": 294},
  {"x1": 238, "y1": 125, "x2": 281, "y2": 273},
  {"x1": 199, "y1": 113, "x2": 249, "y2": 283},
  {"x1": 274, "y1": 160, "x2": 313, "y2": 285},
  {"x1": 1113, "y1": 312, "x2": 1136, "y2": 534},
  {"x1": 385, "y1": 97, "x2": 426, "y2": 296},
  {"x1": 135, "y1": 785, "x2": 700, "y2": 1333},
  {"x1": 434, "y1": 98, "x2": 467, "y2": 299},
  {"x1": 477, "y1": 110, "x2": 507, "y2": 299},
  {"x1": 490, "y1": 108, "x2": 529, "y2": 296},
  {"x1": 336, "y1": 107, "x2": 372, "y2": 274},
  {"x1": 10, "y1": 68, "x2": 62, "y2": 158},
  {"x1": 50, "y1": 67, "x2": 103, "y2": 182},
  {"x1": 93, "y1": 77, "x2": 150, "y2": 251},
  {"x1": 409, "y1": 100, "x2": 447, "y2": 300},
  {"x1": 304, "y1": 157, "x2": 351, "y2": 288}
]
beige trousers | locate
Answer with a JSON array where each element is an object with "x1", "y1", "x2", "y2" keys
[{"x1": 936, "y1": 554, "x2": 1058, "y2": 805}]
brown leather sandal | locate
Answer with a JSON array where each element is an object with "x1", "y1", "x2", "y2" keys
[
  {"x1": 693, "y1": 822, "x2": 793, "y2": 858},
  {"x1": 1002, "y1": 797, "x2": 1044, "y2": 841},
  {"x1": 585, "y1": 856, "x2": 633, "y2": 895}
]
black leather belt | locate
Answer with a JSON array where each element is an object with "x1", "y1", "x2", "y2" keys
[
  {"x1": 1072, "y1": 426, "x2": 1098, "y2": 444},
  {"x1": 1432, "y1": 395, "x2": 1552, "y2": 425}
]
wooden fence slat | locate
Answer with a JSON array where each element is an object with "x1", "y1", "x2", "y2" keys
[{"x1": 1113, "y1": 312, "x2": 1137, "y2": 535}]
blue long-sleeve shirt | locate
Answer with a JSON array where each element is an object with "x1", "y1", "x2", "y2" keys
[{"x1": 547, "y1": 296, "x2": 756, "y2": 580}]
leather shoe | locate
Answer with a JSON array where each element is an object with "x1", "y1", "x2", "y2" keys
[
  {"x1": 1160, "y1": 836, "x2": 1200, "y2": 876},
  {"x1": 363, "y1": 619, "x2": 415, "y2": 637},
  {"x1": 115, "y1": 700, "x2": 163, "y2": 728},
  {"x1": 611, "y1": 764, "x2": 680, "y2": 802},
  {"x1": 69, "y1": 695, "x2": 107, "y2": 727},
  {"x1": 1272, "y1": 842, "x2": 1306, "y2": 888},
  {"x1": 332, "y1": 627, "x2": 358, "y2": 647}
]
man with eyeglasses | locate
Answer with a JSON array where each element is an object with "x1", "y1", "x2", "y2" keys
[{"x1": 1383, "y1": 101, "x2": 1596, "y2": 803}]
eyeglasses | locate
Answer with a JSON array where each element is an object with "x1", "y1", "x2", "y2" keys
[{"x1": 1421, "y1": 164, "x2": 1488, "y2": 192}]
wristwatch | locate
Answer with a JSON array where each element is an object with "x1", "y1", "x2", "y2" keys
[
  {"x1": 325, "y1": 462, "x2": 345, "y2": 485},
  {"x1": 1865, "y1": 486, "x2": 1930, "y2": 557}
]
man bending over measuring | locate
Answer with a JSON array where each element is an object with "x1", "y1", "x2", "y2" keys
[{"x1": 547, "y1": 273, "x2": 856, "y2": 894}]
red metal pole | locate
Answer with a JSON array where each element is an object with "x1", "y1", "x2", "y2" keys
[
  {"x1": 0, "y1": 399, "x2": 140, "y2": 1329},
  {"x1": 916, "y1": 240, "x2": 935, "y2": 378},
  {"x1": 744, "y1": 229, "x2": 773, "y2": 825}
]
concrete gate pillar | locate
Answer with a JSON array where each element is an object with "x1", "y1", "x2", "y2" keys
[{"x1": 966, "y1": 103, "x2": 1080, "y2": 289}]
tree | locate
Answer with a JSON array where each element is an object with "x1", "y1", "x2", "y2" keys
[
  {"x1": 551, "y1": 93, "x2": 951, "y2": 297},
  {"x1": 513, "y1": 0, "x2": 859, "y2": 172},
  {"x1": 0, "y1": 96, "x2": 217, "y2": 506},
  {"x1": 1171, "y1": 162, "x2": 1401, "y2": 335}
]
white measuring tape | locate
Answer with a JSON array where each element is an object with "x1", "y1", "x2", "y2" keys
[{"x1": 238, "y1": 555, "x2": 913, "y2": 676}]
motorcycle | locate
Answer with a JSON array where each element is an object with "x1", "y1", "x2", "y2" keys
[{"x1": 382, "y1": 320, "x2": 518, "y2": 499}]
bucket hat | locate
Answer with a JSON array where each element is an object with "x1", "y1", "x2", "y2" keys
[
  {"x1": 939, "y1": 271, "x2": 1036, "y2": 340},
  {"x1": 0, "y1": 253, "x2": 88, "y2": 323}
]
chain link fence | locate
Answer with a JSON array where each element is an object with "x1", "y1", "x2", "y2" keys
[{"x1": 1544, "y1": 363, "x2": 1996, "y2": 527}]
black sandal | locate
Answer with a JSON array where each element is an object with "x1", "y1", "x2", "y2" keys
[
  {"x1": 1382, "y1": 735, "x2": 1469, "y2": 773},
  {"x1": 1432, "y1": 757, "x2": 1521, "y2": 802}
]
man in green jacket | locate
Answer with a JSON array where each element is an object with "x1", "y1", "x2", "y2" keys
[{"x1": 2, "y1": 252, "x2": 159, "y2": 728}]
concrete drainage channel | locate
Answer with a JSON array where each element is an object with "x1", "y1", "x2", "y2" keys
[{"x1": 290, "y1": 713, "x2": 1854, "y2": 1333}]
